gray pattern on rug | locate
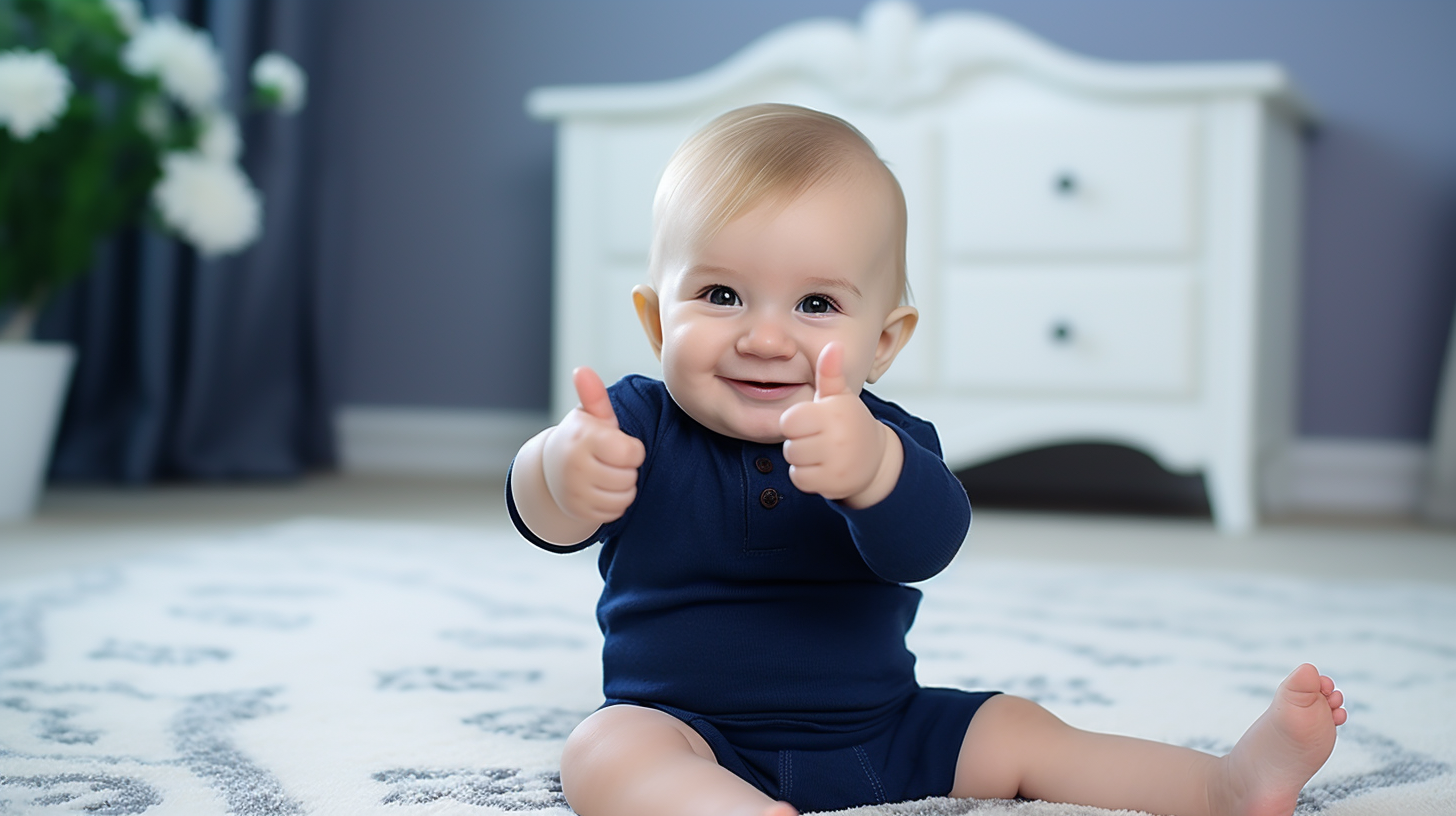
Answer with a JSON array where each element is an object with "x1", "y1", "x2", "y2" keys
[{"x1": 0, "y1": 520, "x2": 1452, "y2": 815}]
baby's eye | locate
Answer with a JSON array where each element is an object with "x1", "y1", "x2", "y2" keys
[
  {"x1": 704, "y1": 286, "x2": 740, "y2": 307},
  {"x1": 798, "y1": 294, "x2": 837, "y2": 314}
]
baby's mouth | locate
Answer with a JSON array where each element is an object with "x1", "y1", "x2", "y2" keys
[{"x1": 721, "y1": 377, "x2": 805, "y2": 401}]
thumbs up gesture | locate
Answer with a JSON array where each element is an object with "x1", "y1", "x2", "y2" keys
[
  {"x1": 780, "y1": 343, "x2": 899, "y2": 506},
  {"x1": 541, "y1": 367, "x2": 646, "y2": 524}
]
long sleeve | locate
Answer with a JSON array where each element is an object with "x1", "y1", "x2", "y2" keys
[{"x1": 829, "y1": 422, "x2": 971, "y2": 584}]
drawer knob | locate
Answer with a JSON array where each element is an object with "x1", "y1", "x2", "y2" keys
[
  {"x1": 1050, "y1": 320, "x2": 1075, "y2": 344},
  {"x1": 1053, "y1": 172, "x2": 1079, "y2": 197}
]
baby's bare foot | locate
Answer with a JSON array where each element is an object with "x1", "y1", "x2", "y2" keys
[
  {"x1": 728, "y1": 801, "x2": 796, "y2": 816},
  {"x1": 1212, "y1": 664, "x2": 1347, "y2": 816},
  {"x1": 727, "y1": 800, "x2": 795, "y2": 816}
]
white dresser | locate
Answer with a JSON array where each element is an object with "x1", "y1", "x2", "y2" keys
[{"x1": 527, "y1": 1, "x2": 1311, "y2": 533}]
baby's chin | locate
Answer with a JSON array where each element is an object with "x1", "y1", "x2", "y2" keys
[
  {"x1": 664, "y1": 380, "x2": 800, "y2": 444},
  {"x1": 727, "y1": 426, "x2": 789, "y2": 445}
]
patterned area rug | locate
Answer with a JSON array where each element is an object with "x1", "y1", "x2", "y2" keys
[{"x1": 1, "y1": 520, "x2": 1453, "y2": 815}]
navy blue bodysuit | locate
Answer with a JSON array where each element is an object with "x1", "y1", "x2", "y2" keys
[{"x1": 507, "y1": 375, "x2": 997, "y2": 811}]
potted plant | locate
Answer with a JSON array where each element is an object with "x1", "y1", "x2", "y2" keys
[{"x1": 0, "y1": 0, "x2": 306, "y2": 520}]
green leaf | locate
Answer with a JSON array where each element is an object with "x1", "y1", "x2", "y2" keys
[{"x1": 0, "y1": 0, "x2": 287, "y2": 308}]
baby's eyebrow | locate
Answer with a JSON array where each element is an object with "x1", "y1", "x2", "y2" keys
[
  {"x1": 681, "y1": 264, "x2": 737, "y2": 284},
  {"x1": 804, "y1": 277, "x2": 862, "y2": 298},
  {"x1": 679, "y1": 266, "x2": 861, "y2": 299},
  {"x1": 672, "y1": 266, "x2": 733, "y2": 288}
]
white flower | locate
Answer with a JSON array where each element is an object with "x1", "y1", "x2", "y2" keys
[
  {"x1": 197, "y1": 111, "x2": 241, "y2": 162},
  {"x1": 105, "y1": 0, "x2": 143, "y2": 36},
  {"x1": 152, "y1": 152, "x2": 262, "y2": 256},
  {"x1": 122, "y1": 16, "x2": 224, "y2": 113},
  {"x1": 251, "y1": 52, "x2": 306, "y2": 114},
  {"x1": 137, "y1": 94, "x2": 170, "y2": 141},
  {"x1": 0, "y1": 49, "x2": 72, "y2": 140}
]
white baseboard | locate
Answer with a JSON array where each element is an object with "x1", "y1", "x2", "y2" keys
[
  {"x1": 1269, "y1": 437, "x2": 1430, "y2": 517},
  {"x1": 337, "y1": 406, "x2": 549, "y2": 476},
  {"x1": 336, "y1": 407, "x2": 1433, "y2": 516}
]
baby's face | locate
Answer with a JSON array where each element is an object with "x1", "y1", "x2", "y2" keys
[{"x1": 651, "y1": 172, "x2": 905, "y2": 444}]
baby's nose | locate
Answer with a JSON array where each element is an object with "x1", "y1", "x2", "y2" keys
[{"x1": 736, "y1": 320, "x2": 794, "y2": 358}]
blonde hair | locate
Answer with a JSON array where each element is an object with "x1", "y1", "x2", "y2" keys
[{"x1": 649, "y1": 104, "x2": 910, "y2": 304}]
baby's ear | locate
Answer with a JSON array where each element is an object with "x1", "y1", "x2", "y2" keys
[
  {"x1": 633, "y1": 285, "x2": 664, "y2": 360},
  {"x1": 866, "y1": 305, "x2": 918, "y2": 384}
]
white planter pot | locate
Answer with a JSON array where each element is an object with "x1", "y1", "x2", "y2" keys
[{"x1": 0, "y1": 342, "x2": 75, "y2": 522}]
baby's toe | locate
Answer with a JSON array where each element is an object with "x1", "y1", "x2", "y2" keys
[{"x1": 1281, "y1": 664, "x2": 1323, "y2": 696}]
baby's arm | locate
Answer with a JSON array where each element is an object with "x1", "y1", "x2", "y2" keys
[
  {"x1": 782, "y1": 343, "x2": 970, "y2": 582},
  {"x1": 510, "y1": 368, "x2": 645, "y2": 546},
  {"x1": 834, "y1": 420, "x2": 970, "y2": 583},
  {"x1": 779, "y1": 343, "x2": 903, "y2": 509}
]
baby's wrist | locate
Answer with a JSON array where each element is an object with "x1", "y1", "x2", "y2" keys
[
  {"x1": 539, "y1": 427, "x2": 573, "y2": 509},
  {"x1": 842, "y1": 423, "x2": 902, "y2": 509}
]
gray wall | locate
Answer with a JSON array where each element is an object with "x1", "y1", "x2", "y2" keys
[{"x1": 318, "y1": 0, "x2": 1456, "y2": 442}]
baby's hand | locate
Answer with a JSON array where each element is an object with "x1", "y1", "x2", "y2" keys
[
  {"x1": 780, "y1": 343, "x2": 892, "y2": 504},
  {"x1": 542, "y1": 367, "x2": 646, "y2": 524}
]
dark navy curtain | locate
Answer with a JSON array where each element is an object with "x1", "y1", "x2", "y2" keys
[{"x1": 35, "y1": 0, "x2": 336, "y2": 482}]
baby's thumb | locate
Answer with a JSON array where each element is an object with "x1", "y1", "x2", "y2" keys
[
  {"x1": 573, "y1": 367, "x2": 618, "y2": 427},
  {"x1": 814, "y1": 343, "x2": 849, "y2": 401}
]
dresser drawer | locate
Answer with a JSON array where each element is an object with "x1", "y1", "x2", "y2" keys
[
  {"x1": 940, "y1": 269, "x2": 1198, "y2": 396},
  {"x1": 942, "y1": 108, "x2": 1200, "y2": 258}
]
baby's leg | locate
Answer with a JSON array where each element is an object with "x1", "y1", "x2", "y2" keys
[
  {"x1": 951, "y1": 664, "x2": 1346, "y2": 816},
  {"x1": 561, "y1": 705, "x2": 796, "y2": 816}
]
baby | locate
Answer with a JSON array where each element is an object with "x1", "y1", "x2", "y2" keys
[{"x1": 507, "y1": 103, "x2": 1346, "y2": 816}]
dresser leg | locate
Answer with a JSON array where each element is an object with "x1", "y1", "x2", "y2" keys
[{"x1": 1206, "y1": 462, "x2": 1257, "y2": 535}]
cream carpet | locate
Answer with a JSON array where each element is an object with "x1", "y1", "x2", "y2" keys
[{"x1": 1, "y1": 520, "x2": 1452, "y2": 815}]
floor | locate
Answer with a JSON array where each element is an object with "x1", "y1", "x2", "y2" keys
[{"x1": 3, "y1": 474, "x2": 1455, "y2": 587}]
